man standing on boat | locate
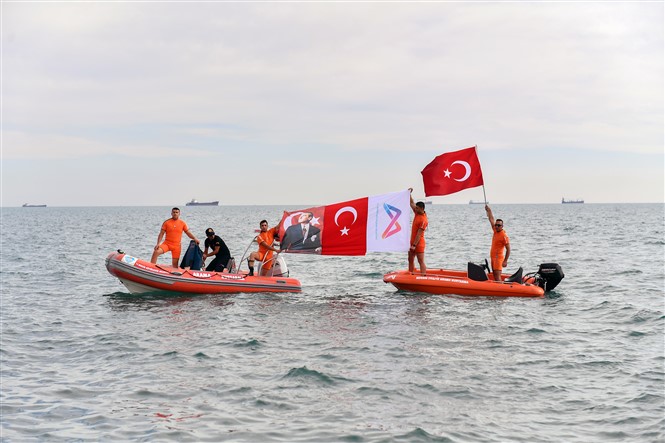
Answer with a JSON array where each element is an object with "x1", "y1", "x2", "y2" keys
[
  {"x1": 485, "y1": 204, "x2": 510, "y2": 281},
  {"x1": 247, "y1": 220, "x2": 281, "y2": 276},
  {"x1": 408, "y1": 188, "x2": 428, "y2": 275},
  {"x1": 150, "y1": 207, "x2": 199, "y2": 268},
  {"x1": 202, "y1": 228, "x2": 232, "y2": 272}
]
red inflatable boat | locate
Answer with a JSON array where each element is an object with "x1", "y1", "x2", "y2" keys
[
  {"x1": 106, "y1": 251, "x2": 301, "y2": 295},
  {"x1": 383, "y1": 262, "x2": 564, "y2": 298}
]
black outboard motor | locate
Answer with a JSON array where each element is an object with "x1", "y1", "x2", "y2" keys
[{"x1": 536, "y1": 263, "x2": 564, "y2": 291}]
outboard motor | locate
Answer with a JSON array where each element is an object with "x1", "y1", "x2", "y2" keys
[
  {"x1": 271, "y1": 255, "x2": 289, "y2": 278},
  {"x1": 257, "y1": 255, "x2": 290, "y2": 278},
  {"x1": 536, "y1": 263, "x2": 564, "y2": 291}
]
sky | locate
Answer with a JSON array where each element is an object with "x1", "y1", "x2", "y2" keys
[{"x1": 2, "y1": 2, "x2": 663, "y2": 207}]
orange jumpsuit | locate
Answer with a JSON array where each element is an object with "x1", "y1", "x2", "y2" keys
[
  {"x1": 410, "y1": 212, "x2": 428, "y2": 254},
  {"x1": 257, "y1": 227, "x2": 279, "y2": 269},
  {"x1": 159, "y1": 218, "x2": 188, "y2": 258},
  {"x1": 490, "y1": 229, "x2": 510, "y2": 272}
]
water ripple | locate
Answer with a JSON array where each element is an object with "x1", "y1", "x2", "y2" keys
[{"x1": 1, "y1": 204, "x2": 663, "y2": 442}]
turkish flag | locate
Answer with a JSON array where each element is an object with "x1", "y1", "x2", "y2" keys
[
  {"x1": 421, "y1": 146, "x2": 484, "y2": 196},
  {"x1": 321, "y1": 197, "x2": 369, "y2": 255},
  {"x1": 278, "y1": 190, "x2": 410, "y2": 256}
]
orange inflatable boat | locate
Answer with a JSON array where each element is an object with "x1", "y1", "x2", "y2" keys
[
  {"x1": 383, "y1": 262, "x2": 564, "y2": 298},
  {"x1": 106, "y1": 251, "x2": 301, "y2": 295}
]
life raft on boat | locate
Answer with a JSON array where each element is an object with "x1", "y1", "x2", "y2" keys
[
  {"x1": 105, "y1": 251, "x2": 301, "y2": 294},
  {"x1": 383, "y1": 262, "x2": 564, "y2": 298}
]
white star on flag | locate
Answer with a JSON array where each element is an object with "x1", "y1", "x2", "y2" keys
[
  {"x1": 444, "y1": 168, "x2": 452, "y2": 178},
  {"x1": 340, "y1": 226, "x2": 350, "y2": 236}
]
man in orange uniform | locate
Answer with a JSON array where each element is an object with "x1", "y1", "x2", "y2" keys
[
  {"x1": 247, "y1": 219, "x2": 281, "y2": 276},
  {"x1": 408, "y1": 188, "x2": 428, "y2": 275},
  {"x1": 151, "y1": 207, "x2": 199, "y2": 268},
  {"x1": 485, "y1": 204, "x2": 510, "y2": 281}
]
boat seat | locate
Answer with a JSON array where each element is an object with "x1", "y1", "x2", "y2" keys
[
  {"x1": 504, "y1": 267, "x2": 523, "y2": 284},
  {"x1": 467, "y1": 262, "x2": 489, "y2": 282}
]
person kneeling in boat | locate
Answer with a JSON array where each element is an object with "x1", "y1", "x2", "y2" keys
[
  {"x1": 247, "y1": 219, "x2": 282, "y2": 276},
  {"x1": 485, "y1": 204, "x2": 510, "y2": 281},
  {"x1": 408, "y1": 188, "x2": 428, "y2": 275},
  {"x1": 202, "y1": 228, "x2": 232, "y2": 272}
]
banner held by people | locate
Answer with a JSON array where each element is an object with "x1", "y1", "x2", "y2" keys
[
  {"x1": 278, "y1": 190, "x2": 411, "y2": 256},
  {"x1": 421, "y1": 146, "x2": 484, "y2": 197}
]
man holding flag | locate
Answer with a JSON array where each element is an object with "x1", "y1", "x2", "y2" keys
[
  {"x1": 485, "y1": 204, "x2": 510, "y2": 281},
  {"x1": 408, "y1": 188, "x2": 428, "y2": 275},
  {"x1": 421, "y1": 145, "x2": 516, "y2": 279}
]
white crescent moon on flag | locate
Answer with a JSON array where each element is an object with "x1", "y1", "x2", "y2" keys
[
  {"x1": 334, "y1": 206, "x2": 358, "y2": 226},
  {"x1": 282, "y1": 212, "x2": 303, "y2": 230},
  {"x1": 451, "y1": 160, "x2": 471, "y2": 182}
]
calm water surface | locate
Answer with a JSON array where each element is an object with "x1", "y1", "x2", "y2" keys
[{"x1": 1, "y1": 204, "x2": 663, "y2": 442}]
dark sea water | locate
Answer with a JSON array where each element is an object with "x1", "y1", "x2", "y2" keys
[{"x1": 1, "y1": 203, "x2": 664, "y2": 442}]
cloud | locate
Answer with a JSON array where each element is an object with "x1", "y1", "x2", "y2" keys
[
  {"x1": 3, "y1": 130, "x2": 214, "y2": 160},
  {"x1": 1, "y1": 2, "x2": 662, "y2": 205},
  {"x1": 273, "y1": 160, "x2": 328, "y2": 169},
  {"x1": 4, "y1": 3, "x2": 662, "y2": 154}
]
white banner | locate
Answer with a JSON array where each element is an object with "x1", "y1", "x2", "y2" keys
[{"x1": 366, "y1": 190, "x2": 410, "y2": 253}]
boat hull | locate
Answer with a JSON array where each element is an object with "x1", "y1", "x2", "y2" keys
[
  {"x1": 106, "y1": 251, "x2": 301, "y2": 294},
  {"x1": 186, "y1": 201, "x2": 219, "y2": 206},
  {"x1": 383, "y1": 269, "x2": 544, "y2": 298}
]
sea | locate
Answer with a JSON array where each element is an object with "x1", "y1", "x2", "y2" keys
[{"x1": 1, "y1": 203, "x2": 663, "y2": 442}]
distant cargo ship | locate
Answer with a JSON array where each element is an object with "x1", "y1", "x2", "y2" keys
[
  {"x1": 22, "y1": 203, "x2": 46, "y2": 207},
  {"x1": 469, "y1": 200, "x2": 488, "y2": 205},
  {"x1": 561, "y1": 198, "x2": 584, "y2": 204},
  {"x1": 186, "y1": 199, "x2": 219, "y2": 206}
]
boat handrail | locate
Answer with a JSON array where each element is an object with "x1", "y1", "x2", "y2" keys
[
  {"x1": 236, "y1": 237, "x2": 283, "y2": 277},
  {"x1": 259, "y1": 253, "x2": 281, "y2": 277},
  {"x1": 237, "y1": 237, "x2": 259, "y2": 272}
]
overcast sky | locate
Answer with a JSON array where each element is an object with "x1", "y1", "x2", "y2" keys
[{"x1": 2, "y1": 2, "x2": 663, "y2": 206}]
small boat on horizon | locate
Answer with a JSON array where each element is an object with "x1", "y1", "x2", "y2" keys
[
  {"x1": 469, "y1": 200, "x2": 487, "y2": 205},
  {"x1": 22, "y1": 203, "x2": 46, "y2": 207},
  {"x1": 186, "y1": 198, "x2": 219, "y2": 206},
  {"x1": 561, "y1": 198, "x2": 584, "y2": 204}
]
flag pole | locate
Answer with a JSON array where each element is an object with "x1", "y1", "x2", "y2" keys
[{"x1": 475, "y1": 145, "x2": 487, "y2": 205}]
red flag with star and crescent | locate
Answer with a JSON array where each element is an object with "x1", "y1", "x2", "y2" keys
[
  {"x1": 421, "y1": 146, "x2": 484, "y2": 196},
  {"x1": 278, "y1": 190, "x2": 410, "y2": 256},
  {"x1": 321, "y1": 196, "x2": 369, "y2": 255}
]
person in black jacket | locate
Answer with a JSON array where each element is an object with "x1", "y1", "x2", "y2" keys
[{"x1": 202, "y1": 228, "x2": 232, "y2": 272}]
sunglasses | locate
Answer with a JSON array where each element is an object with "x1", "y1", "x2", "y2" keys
[{"x1": 495, "y1": 223, "x2": 503, "y2": 227}]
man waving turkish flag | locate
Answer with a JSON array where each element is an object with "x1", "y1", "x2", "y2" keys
[{"x1": 421, "y1": 146, "x2": 484, "y2": 196}]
